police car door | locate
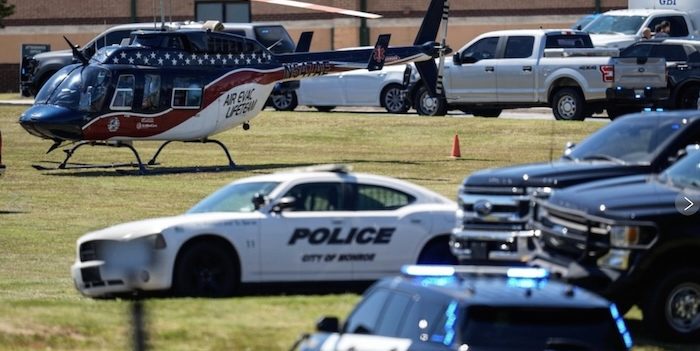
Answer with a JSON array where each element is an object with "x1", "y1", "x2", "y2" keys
[
  {"x1": 260, "y1": 181, "x2": 355, "y2": 281},
  {"x1": 349, "y1": 183, "x2": 431, "y2": 280}
]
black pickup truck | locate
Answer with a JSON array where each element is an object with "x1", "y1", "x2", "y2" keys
[
  {"x1": 617, "y1": 39, "x2": 700, "y2": 112},
  {"x1": 531, "y1": 135, "x2": 700, "y2": 341},
  {"x1": 451, "y1": 112, "x2": 700, "y2": 265}
]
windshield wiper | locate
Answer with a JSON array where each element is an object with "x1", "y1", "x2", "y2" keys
[{"x1": 579, "y1": 154, "x2": 626, "y2": 164}]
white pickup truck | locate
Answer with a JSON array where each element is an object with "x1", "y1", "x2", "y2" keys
[
  {"x1": 409, "y1": 29, "x2": 668, "y2": 120},
  {"x1": 587, "y1": 0, "x2": 700, "y2": 49}
]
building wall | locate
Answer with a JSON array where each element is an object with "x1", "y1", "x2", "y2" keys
[{"x1": 0, "y1": 0, "x2": 629, "y2": 92}]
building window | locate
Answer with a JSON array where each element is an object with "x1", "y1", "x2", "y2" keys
[{"x1": 196, "y1": 1, "x2": 250, "y2": 23}]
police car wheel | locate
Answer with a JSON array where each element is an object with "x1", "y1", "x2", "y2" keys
[
  {"x1": 417, "y1": 238, "x2": 458, "y2": 265},
  {"x1": 381, "y1": 84, "x2": 409, "y2": 114},
  {"x1": 643, "y1": 268, "x2": 700, "y2": 341},
  {"x1": 270, "y1": 91, "x2": 298, "y2": 111},
  {"x1": 173, "y1": 241, "x2": 238, "y2": 297}
]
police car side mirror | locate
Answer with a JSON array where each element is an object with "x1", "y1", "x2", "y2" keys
[
  {"x1": 251, "y1": 193, "x2": 267, "y2": 210},
  {"x1": 564, "y1": 141, "x2": 576, "y2": 156},
  {"x1": 272, "y1": 196, "x2": 297, "y2": 213},
  {"x1": 316, "y1": 316, "x2": 340, "y2": 333},
  {"x1": 452, "y1": 52, "x2": 462, "y2": 65}
]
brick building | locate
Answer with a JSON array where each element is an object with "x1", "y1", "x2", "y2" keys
[{"x1": 0, "y1": 0, "x2": 627, "y2": 92}]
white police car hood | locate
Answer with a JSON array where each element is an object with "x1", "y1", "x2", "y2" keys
[{"x1": 77, "y1": 212, "x2": 258, "y2": 244}]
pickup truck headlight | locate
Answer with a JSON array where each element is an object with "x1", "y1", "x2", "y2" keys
[{"x1": 608, "y1": 225, "x2": 656, "y2": 248}]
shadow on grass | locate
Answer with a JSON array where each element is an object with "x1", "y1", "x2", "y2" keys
[{"x1": 38, "y1": 162, "x2": 319, "y2": 177}]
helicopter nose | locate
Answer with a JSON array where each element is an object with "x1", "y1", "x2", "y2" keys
[{"x1": 19, "y1": 105, "x2": 85, "y2": 141}]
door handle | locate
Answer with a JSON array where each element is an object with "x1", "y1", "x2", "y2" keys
[
  {"x1": 485, "y1": 66, "x2": 495, "y2": 72},
  {"x1": 522, "y1": 66, "x2": 533, "y2": 72}
]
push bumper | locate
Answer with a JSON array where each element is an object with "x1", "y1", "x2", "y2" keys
[
  {"x1": 450, "y1": 229, "x2": 535, "y2": 263},
  {"x1": 71, "y1": 255, "x2": 171, "y2": 297}
]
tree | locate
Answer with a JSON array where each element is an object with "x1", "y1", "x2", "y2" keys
[{"x1": 0, "y1": 0, "x2": 15, "y2": 28}]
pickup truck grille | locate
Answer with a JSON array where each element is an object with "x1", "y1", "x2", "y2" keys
[
  {"x1": 535, "y1": 204, "x2": 609, "y2": 260},
  {"x1": 457, "y1": 187, "x2": 531, "y2": 230}
]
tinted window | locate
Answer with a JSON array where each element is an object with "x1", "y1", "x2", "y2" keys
[
  {"x1": 284, "y1": 182, "x2": 345, "y2": 211},
  {"x1": 650, "y1": 44, "x2": 687, "y2": 62},
  {"x1": 344, "y1": 289, "x2": 390, "y2": 334},
  {"x1": 172, "y1": 77, "x2": 202, "y2": 108},
  {"x1": 504, "y1": 36, "x2": 534, "y2": 58},
  {"x1": 104, "y1": 30, "x2": 136, "y2": 48},
  {"x1": 545, "y1": 34, "x2": 593, "y2": 49},
  {"x1": 398, "y1": 296, "x2": 446, "y2": 341},
  {"x1": 620, "y1": 43, "x2": 652, "y2": 58},
  {"x1": 254, "y1": 26, "x2": 295, "y2": 53},
  {"x1": 567, "y1": 115, "x2": 687, "y2": 164},
  {"x1": 463, "y1": 37, "x2": 499, "y2": 61},
  {"x1": 141, "y1": 74, "x2": 161, "y2": 110},
  {"x1": 110, "y1": 74, "x2": 135, "y2": 110},
  {"x1": 375, "y1": 292, "x2": 412, "y2": 336},
  {"x1": 648, "y1": 16, "x2": 689, "y2": 37},
  {"x1": 461, "y1": 306, "x2": 626, "y2": 350},
  {"x1": 356, "y1": 185, "x2": 415, "y2": 211}
]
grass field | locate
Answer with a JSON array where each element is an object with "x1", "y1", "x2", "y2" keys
[{"x1": 0, "y1": 105, "x2": 689, "y2": 350}]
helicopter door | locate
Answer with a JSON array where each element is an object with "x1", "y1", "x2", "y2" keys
[{"x1": 171, "y1": 77, "x2": 208, "y2": 136}]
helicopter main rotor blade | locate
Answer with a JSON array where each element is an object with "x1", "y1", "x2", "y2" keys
[{"x1": 251, "y1": 0, "x2": 382, "y2": 19}]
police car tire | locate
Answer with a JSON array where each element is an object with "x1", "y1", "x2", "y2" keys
[
  {"x1": 642, "y1": 268, "x2": 700, "y2": 341},
  {"x1": 417, "y1": 239, "x2": 458, "y2": 265},
  {"x1": 381, "y1": 84, "x2": 409, "y2": 114},
  {"x1": 270, "y1": 91, "x2": 298, "y2": 111},
  {"x1": 414, "y1": 85, "x2": 447, "y2": 116},
  {"x1": 173, "y1": 241, "x2": 238, "y2": 297}
]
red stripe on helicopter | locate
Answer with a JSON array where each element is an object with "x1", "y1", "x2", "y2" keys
[{"x1": 82, "y1": 68, "x2": 285, "y2": 140}]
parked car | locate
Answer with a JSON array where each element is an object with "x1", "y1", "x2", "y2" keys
[
  {"x1": 275, "y1": 64, "x2": 411, "y2": 114},
  {"x1": 20, "y1": 22, "x2": 297, "y2": 97},
  {"x1": 295, "y1": 265, "x2": 632, "y2": 351},
  {"x1": 619, "y1": 38, "x2": 700, "y2": 111},
  {"x1": 71, "y1": 165, "x2": 458, "y2": 298},
  {"x1": 407, "y1": 29, "x2": 668, "y2": 120},
  {"x1": 531, "y1": 140, "x2": 700, "y2": 341},
  {"x1": 451, "y1": 112, "x2": 700, "y2": 264}
]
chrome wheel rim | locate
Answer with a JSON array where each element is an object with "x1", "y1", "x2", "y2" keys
[
  {"x1": 420, "y1": 91, "x2": 438, "y2": 115},
  {"x1": 385, "y1": 88, "x2": 405, "y2": 112},
  {"x1": 272, "y1": 92, "x2": 292, "y2": 109},
  {"x1": 557, "y1": 95, "x2": 577, "y2": 119}
]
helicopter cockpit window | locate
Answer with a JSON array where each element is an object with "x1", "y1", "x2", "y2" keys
[
  {"x1": 110, "y1": 74, "x2": 135, "y2": 111},
  {"x1": 141, "y1": 74, "x2": 161, "y2": 110},
  {"x1": 172, "y1": 77, "x2": 202, "y2": 109},
  {"x1": 78, "y1": 66, "x2": 111, "y2": 112}
]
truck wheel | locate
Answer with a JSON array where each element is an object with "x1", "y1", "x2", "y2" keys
[
  {"x1": 552, "y1": 88, "x2": 585, "y2": 121},
  {"x1": 173, "y1": 241, "x2": 238, "y2": 297},
  {"x1": 472, "y1": 109, "x2": 502, "y2": 118},
  {"x1": 269, "y1": 91, "x2": 298, "y2": 111},
  {"x1": 677, "y1": 85, "x2": 700, "y2": 109},
  {"x1": 417, "y1": 239, "x2": 458, "y2": 265},
  {"x1": 642, "y1": 268, "x2": 700, "y2": 341},
  {"x1": 414, "y1": 86, "x2": 447, "y2": 116},
  {"x1": 381, "y1": 84, "x2": 409, "y2": 114}
]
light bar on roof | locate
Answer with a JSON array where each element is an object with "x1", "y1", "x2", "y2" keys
[
  {"x1": 252, "y1": 0, "x2": 383, "y2": 19},
  {"x1": 402, "y1": 265, "x2": 455, "y2": 277}
]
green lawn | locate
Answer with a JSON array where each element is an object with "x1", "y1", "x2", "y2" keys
[{"x1": 0, "y1": 106, "x2": 687, "y2": 350}]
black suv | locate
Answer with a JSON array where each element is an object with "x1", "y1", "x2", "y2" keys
[
  {"x1": 532, "y1": 143, "x2": 700, "y2": 341},
  {"x1": 295, "y1": 266, "x2": 632, "y2": 351},
  {"x1": 452, "y1": 112, "x2": 700, "y2": 265}
]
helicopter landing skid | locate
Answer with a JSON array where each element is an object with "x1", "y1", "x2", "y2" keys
[
  {"x1": 32, "y1": 141, "x2": 148, "y2": 174},
  {"x1": 147, "y1": 139, "x2": 236, "y2": 168}
]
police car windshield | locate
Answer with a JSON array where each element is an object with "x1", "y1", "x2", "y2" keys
[
  {"x1": 661, "y1": 150, "x2": 700, "y2": 190},
  {"x1": 39, "y1": 65, "x2": 112, "y2": 112},
  {"x1": 566, "y1": 115, "x2": 685, "y2": 164},
  {"x1": 461, "y1": 306, "x2": 626, "y2": 350},
  {"x1": 188, "y1": 181, "x2": 280, "y2": 213}
]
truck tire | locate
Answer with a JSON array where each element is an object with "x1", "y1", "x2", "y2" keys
[
  {"x1": 676, "y1": 84, "x2": 700, "y2": 109},
  {"x1": 642, "y1": 268, "x2": 700, "y2": 341},
  {"x1": 173, "y1": 241, "x2": 238, "y2": 297},
  {"x1": 381, "y1": 83, "x2": 409, "y2": 114},
  {"x1": 269, "y1": 91, "x2": 298, "y2": 111},
  {"x1": 552, "y1": 88, "x2": 586, "y2": 121},
  {"x1": 414, "y1": 86, "x2": 447, "y2": 116}
]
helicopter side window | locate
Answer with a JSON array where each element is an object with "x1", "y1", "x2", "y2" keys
[
  {"x1": 110, "y1": 74, "x2": 135, "y2": 111},
  {"x1": 141, "y1": 74, "x2": 161, "y2": 110},
  {"x1": 172, "y1": 77, "x2": 202, "y2": 109}
]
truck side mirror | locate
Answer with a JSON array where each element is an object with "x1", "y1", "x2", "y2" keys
[
  {"x1": 272, "y1": 196, "x2": 297, "y2": 213},
  {"x1": 564, "y1": 141, "x2": 576, "y2": 155},
  {"x1": 316, "y1": 316, "x2": 340, "y2": 333},
  {"x1": 251, "y1": 193, "x2": 267, "y2": 210},
  {"x1": 452, "y1": 52, "x2": 462, "y2": 65}
]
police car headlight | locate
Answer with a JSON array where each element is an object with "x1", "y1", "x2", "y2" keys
[
  {"x1": 608, "y1": 225, "x2": 656, "y2": 248},
  {"x1": 134, "y1": 233, "x2": 167, "y2": 250}
]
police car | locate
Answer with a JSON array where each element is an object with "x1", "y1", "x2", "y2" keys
[
  {"x1": 295, "y1": 266, "x2": 633, "y2": 351},
  {"x1": 71, "y1": 165, "x2": 458, "y2": 297}
]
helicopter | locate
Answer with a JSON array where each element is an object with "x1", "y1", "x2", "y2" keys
[{"x1": 19, "y1": 0, "x2": 449, "y2": 174}]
